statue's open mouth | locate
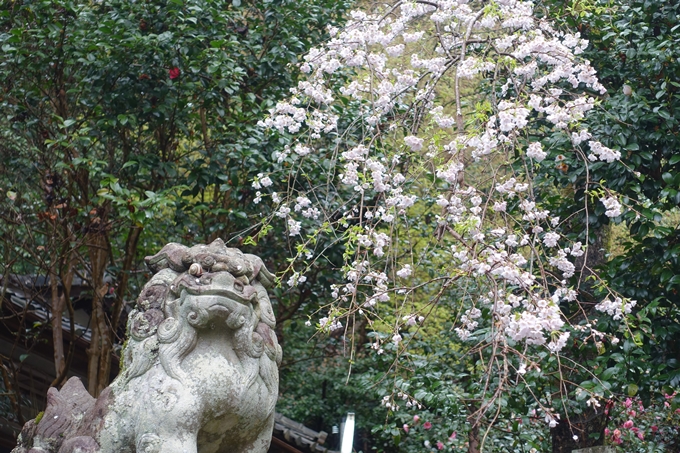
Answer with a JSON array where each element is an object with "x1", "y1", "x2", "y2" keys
[{"x1": 177, "y1": 271, "x2": 258, "y2": 305}]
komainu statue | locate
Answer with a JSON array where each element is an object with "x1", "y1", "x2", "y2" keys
[{"x1": 14, "y1": 239, "x2": 282, "y2": 453}]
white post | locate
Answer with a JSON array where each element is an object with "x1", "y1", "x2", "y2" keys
[{"x1": 340, "y1": 412, "x2": 355, "y2": 453}]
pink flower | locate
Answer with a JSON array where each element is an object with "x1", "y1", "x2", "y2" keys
[
  {"x1": 651, "y1": 425, "x2": 658, "y2": 433},
  {"x1": 637, "y1": 431, "x2": 644, "y2": 440},
  {"x1": 624, "y1": 398, "x2": 633, "y2": 408},
  {"x1": 436, "y1": 441, "x2": 444, "y2": 450},
  {"x1": 604, "y1": 428, "x2": 610, "y2": 436},
  {"x1": 169, "y1": 67, "x2": 180, "y2": 79},
  {"x1": 413, "y1": 415, "x2": 420, "y2": 423},
  {"x1": 449, "y1": 432, "x2": 457, "y2": 440},
  {"x1": 628, "y1": 410, "x2": 636, "y2": 417},
  {"x1": 403, "y1": 424, "x2": 409, "y2": 433},
  {"x1": 423, "y1": 421, "x2": 432, "y2": 430},
  {"x1": 623, "y1": 420, "x2": 634, "y2": 429}
]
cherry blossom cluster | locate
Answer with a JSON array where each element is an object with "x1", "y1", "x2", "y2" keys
[
  {"x1": 257, "y1": 0, "x2": 634, "y2": 425},
  {"x1": 595, "y1": 297, "x2": 636, "y2": 321},
  {"x1": 382, "y1": 391, "x2": 423, "y2": 412}
]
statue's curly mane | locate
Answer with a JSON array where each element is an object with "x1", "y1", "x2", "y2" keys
[{"x1": 117, "y1": 239, "x2": 277, "y2": 386}]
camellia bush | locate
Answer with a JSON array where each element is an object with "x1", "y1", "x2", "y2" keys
[
  {"x1": 0, "y1": 0, "x2": 351, "y2": 404},
  {"x1": 255, "y1": 0, "x2": 647, "y2": 450}
]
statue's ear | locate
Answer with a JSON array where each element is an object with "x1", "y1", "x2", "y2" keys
[
  {"x1": 145, "y1": 243, "x2": 189, "y2": 273},
  {"x1": 244, "y1": 254, "x2": 275, "y2": 288}
]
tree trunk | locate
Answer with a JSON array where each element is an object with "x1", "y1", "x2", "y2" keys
[
  {"x1": 111, "y1": 226, "x2": 142, "y2": 339},
  {"x1": 552, "y1": 224, "x2": 609, "y2": 453},
  {"x1": 86, "y1": 215, "x2": 110, "y2": 397},
  {"x1": 86, "y1": 312, "x2": 101, "y2": 396},
  {"x1": 96, "y1": 300, "x2": 112, "y2": 395},
  {"x1": 49, "y1": 260, "x2": 66, "y2": 379},
  {"x1": 468, "y1": 422, "x2": 480, "y2": 453},
  {"x1": 467, "y1": 403, "x2": 481, "y2": 453},
  {"x1": 1, "y1": 359, "x2": 24, "y2": 424},
  {"x1": 50, "y1": 248, "x2": 76, "y2": 381}
]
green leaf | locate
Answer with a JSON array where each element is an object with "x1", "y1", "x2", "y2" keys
[
  {"x1": 600, "y1": 367, "x2": 618, "y2": 381},
  {"x1": 662, "y1": 172, "x2": 674, "y2": 184}
]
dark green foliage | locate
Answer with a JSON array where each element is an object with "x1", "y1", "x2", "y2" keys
[
  {"x1": 544, "y1": 0, "x2": 680, "y2": 391},
  {"x1": 0, "y1": 0, "x2": 352, "y2": 410}
]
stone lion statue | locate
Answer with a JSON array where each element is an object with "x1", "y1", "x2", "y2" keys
[{"x1": 13, "y1": 239, "x2": 281, "y2": 453}]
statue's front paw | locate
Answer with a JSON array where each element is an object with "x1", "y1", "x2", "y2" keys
[{"x1": 57, "y1": 436, "x2": 99, "y2": 453}]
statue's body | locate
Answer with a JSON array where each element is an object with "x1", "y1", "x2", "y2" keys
[{"x1": 13, "y1": 239, "x2": 281, "y2": 453}]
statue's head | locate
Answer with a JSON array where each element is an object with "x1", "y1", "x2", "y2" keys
[{"x1": 119, "y1": 239, "x2": 279, "y2": 384}]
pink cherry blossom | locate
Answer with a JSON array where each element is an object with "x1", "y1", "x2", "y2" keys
[{"x1": 258, "y1": 0, "x2": 632, "y2": 427}]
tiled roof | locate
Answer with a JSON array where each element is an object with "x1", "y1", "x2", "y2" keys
[{"x1": 1, "y1": 274, "x2": 94, "y2": 341}]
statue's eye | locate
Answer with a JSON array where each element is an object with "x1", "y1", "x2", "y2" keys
[{"x1": 233, "y1": 281, "x2": 244, "y2": 292}]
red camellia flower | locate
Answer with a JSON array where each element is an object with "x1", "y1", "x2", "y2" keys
[
  {"x1": 423, "y1": 421, "x2": 432, "y2": 430},
  {"x1": 169, "y1": 67, "x2": 180, "y2": 79}
]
